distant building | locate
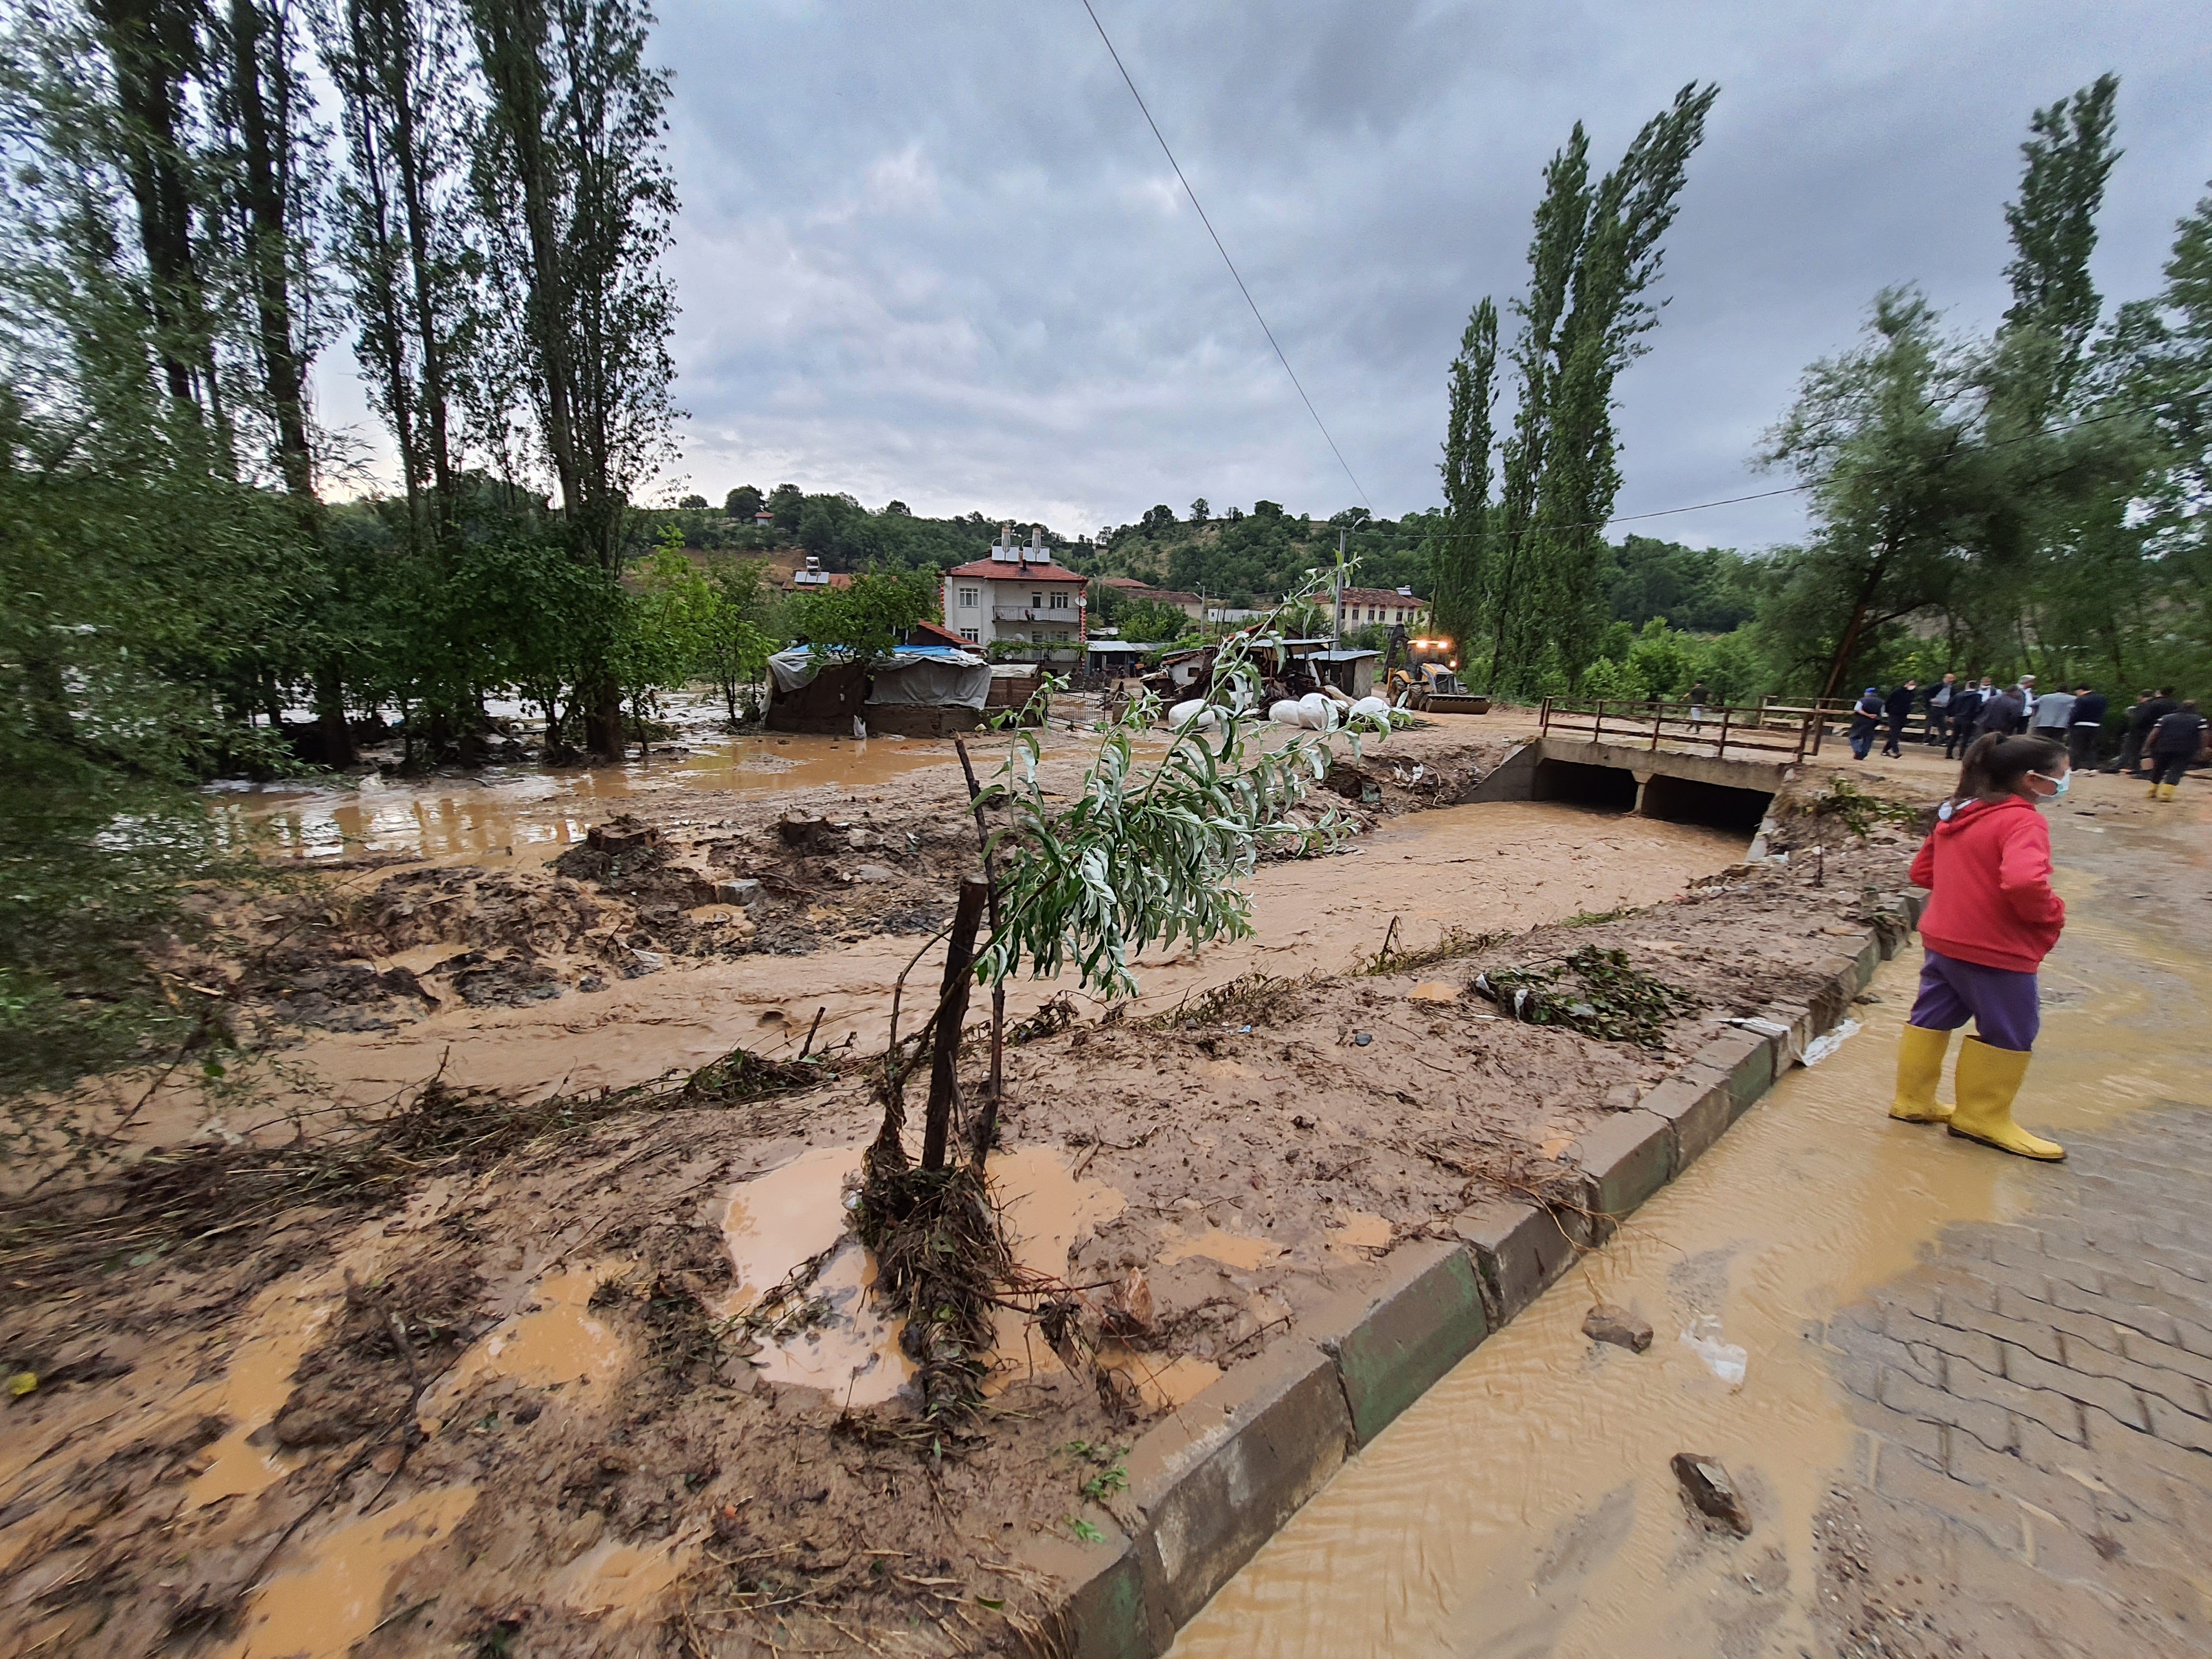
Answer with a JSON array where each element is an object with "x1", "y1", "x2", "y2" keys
[
  {"x1": 1337, "y1": 586, "x2": 1427, "y2": 629},
  {"x1": 940, "y1": 526, "x2": 1088, "y2": 648},
  {"x1": 1104, "y1": 580, "x2": 1205, "y2": 619}
]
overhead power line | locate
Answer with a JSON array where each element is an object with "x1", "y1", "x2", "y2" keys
[
  {"x1": 1077, "y1": 0, "x2": 1371, "y2": 512},
  {"x1": 1424, "y1": 401, "x2": 2165, "y2": 541}
]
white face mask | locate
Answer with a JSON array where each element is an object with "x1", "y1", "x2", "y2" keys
[{"x1": 2029, "y1": 770, "x2": 2071, "y2": 800}]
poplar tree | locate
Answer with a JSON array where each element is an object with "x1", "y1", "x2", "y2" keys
[
  {"x1": 1444, "y1": 84, "x2": 1717, "y2": 695},
  {"x1": 1429, "y1": 298, "x2": 1496, "y2": 653},
  {"x1": 467, "y1": 0, "x2": 679, "y2": 758}
]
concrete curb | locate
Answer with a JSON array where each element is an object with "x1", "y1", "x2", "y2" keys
[{"x1": 1035, "y1": 891, "x2": 1923, "y2": 1658}]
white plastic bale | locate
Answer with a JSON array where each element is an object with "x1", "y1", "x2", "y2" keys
[
  {"x1": 1168, "y1": 699, "x2": 1219, "y2": 729},
  {"x1": 1268, "y1": 700, "x2": 1305, "y2": 727},
  {"x1": 1296, "y1": 692, "x2": 1335, "y2": 731},
  {"x1": 1350, "y1": 695, "x2": 1391, "y2": 720}
]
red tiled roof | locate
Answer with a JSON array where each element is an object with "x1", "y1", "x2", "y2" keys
[
  {"x1": 904, "y1": 619, "x2": 971, "y2": 649},
  {"x1": 1339, "y1": 587, "x2": 1426, "y2": 608},
  {"x1": 943, "y1": 557, "x2": 1089, "y2": 583}
]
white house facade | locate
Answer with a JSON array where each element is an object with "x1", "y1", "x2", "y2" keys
[{"x1": 940, "y1": 528, "x2": 1088, "y2": 648}]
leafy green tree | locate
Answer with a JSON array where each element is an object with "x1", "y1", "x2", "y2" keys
[
  {"x1": 613, "y1": 528, "x2": 716, "y2": 739},
  {"x1": 785, "y1": 568, "x2": 939, "y2": 665},
  {"x1": 1188, "y1": 497, "x2": 1208, "y2": 523},
  {"x1": 702, "y1": 559, "x2": 778, "y2": 722},
  {"x1": 768, "y1": 481, "x2": 804, "y2": 531},
  {"x1": 724, "y1": 483, "x2": 762, "y2": 518}
]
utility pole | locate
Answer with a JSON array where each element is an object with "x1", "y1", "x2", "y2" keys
[{"x1": 1332, "y1": 529, "x2": 1345, "y2": 641}]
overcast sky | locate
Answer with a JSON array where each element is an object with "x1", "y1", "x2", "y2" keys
[{"x1": 320, "y1": 1, "x2": 2212, "y2": 550}]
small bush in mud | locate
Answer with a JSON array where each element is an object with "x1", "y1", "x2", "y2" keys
[{"x1": 1474, "y1": 946, "x2": 1700, "y2": 1048}]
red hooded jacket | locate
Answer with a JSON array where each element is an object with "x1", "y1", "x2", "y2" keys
[{"x1": 1908, "y1": 795, "x2": 2064, "y2": 973}]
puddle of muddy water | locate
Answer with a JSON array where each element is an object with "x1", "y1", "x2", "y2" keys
[
  {"x1": 219, "y1": 1484, "x2": 475, "y2": 1659},
  {"x1": 714, "y1": 1145, "x2": 915, "y2": 1405},
  {"x1": 426, "y1": 1265, "x2": 627, "y2": 1427},
  {"x1": 1171, "y1": 861, "x2": 2212, "y2": 1659}
]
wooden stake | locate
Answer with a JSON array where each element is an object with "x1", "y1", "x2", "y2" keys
[{"x1": 922, "y1": 878, "x2": 989, "y2": 1171}]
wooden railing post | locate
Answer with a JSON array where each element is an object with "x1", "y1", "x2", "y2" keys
[
  {"x1": 1717, "y1": 705, "x2": 1731, "y2": 758},
  {"x1": 1540, "y1": 695, "x2": 1552, "y2": 735}
]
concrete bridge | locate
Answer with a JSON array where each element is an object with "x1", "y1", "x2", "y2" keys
[{"x1": 1466, "y1": 737, "x2": 1793, "y2": 834}]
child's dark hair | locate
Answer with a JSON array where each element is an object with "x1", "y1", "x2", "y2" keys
[{"x1": 1952, "y1": 732, "x2": 2067, "y2": 804}]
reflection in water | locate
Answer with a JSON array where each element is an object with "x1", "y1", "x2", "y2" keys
[
  {"x1": 212, "y1": 728, "x2": 953, "y2": 863},
  {"x1": 1172, "y1": 869, "x2": 2211, "y2": 1659},
  {"x1": 716, "y1": 1145, "x2": 914, "y2": 1405}
]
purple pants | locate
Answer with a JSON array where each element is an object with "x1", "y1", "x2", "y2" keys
[{"x1": 1907, "y1": 948, "x2": 2039, "y2": 1052}]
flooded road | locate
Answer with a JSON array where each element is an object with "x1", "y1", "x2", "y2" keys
[
  {"x1": 277, "y1": 799, "x2": 1748, "y2": 1110},
  {"x1": 1170, "y1": 791, "x2": 2212, "y2": 1658}
]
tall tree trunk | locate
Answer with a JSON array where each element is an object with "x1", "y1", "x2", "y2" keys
[
  {"x1": 228, "y1": 0, "x2": 312, "y2": 497},
  {"x1": 91, "y1": 0, "x2": 215, "y2": 416}
]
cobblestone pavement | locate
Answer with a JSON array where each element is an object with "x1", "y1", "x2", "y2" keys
[{"x1": 1811, "y1": 781, "x2": 2212, "y2": 1658}]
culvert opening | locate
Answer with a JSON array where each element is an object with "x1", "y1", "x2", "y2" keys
[
  {"x1": 1639, "y1": 773, "x2": 1774, "y2": 834},
  {"x1": 1530, "y1": 759, "x2": 1640, "y2": 812}
]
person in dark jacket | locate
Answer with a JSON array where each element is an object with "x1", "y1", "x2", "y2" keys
[
  {"x1": 2066, "y1": 684, "x2": 2107, "y2": 773},
  {"x1": 1923, "y1": 673, "x2": 1957, "y2": 745},
  {"x1": 1848, "y1": 686, "x2": 1884, "y2": 760},
  {"x1": 1975, "y1": 685, "x2": 2024, "y2": 740},
  {"x1": 2115, "y1": 688, "x2": 2178, "y2": 776},
  {"x1": 2147, "y1": 700, "x2": 2206, "y2": 801},
  {"x1": 1882, "y1": 680, "x2": 1918, "y2": 757},
  {"x1": 1945, "y1": 681, "x2": 1986, "y2": 758}
]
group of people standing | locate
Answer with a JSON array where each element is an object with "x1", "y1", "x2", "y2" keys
[{"x1": 1846, "y1": 672, "x2": 2204, "y2": 797}]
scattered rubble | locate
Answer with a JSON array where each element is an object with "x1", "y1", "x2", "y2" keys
[
  {"x1": 1582, "y1": 1303, "x2": 1654, "y2": 1352},
  {"x1": 1671, "y1": 1451, "x2": 1754, "y2": 1536}
]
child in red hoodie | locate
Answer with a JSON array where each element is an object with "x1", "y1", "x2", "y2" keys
[{"x1": 1889, "y1": 733, "x2": 2070, "y2": 1159}]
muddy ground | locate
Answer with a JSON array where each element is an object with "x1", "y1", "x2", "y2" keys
[{"x1": 0, "y1": 716, "x2": 1925, "y2": 1657}]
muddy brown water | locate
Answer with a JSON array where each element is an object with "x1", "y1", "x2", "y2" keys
[
  {"x1": 1169, "y1": 831, "x2": 2211, "y2": 1657},
  {"x1": 214, "y1": 731, "x2": 958, "y2": 864},
  {"x1": 259, "y1": 799, "x2": 1750, "y2": 1114}
]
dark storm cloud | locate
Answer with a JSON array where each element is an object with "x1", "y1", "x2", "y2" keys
[{"x1": 636, "y1": 3, "x2": 2212, "y2": 544}]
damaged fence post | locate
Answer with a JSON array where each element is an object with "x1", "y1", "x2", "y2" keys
[{"x1": 922, "y1": 877, "x2": 989, "y2": 1172}]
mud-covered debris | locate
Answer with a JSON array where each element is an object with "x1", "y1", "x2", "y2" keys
[
  {"x1": 587, "y1": 816, "x2": 660, "y2": 856},
  {"x1": 1583, "y1": 1303, "x2": 1653, "y2": 1353},
  {"x1": 714, "y1": 878, "x2": 764, "y2": 908},
  {"x1": 1474, "y1": 946, "x2": 1700, "y2": 1048},
  {"x1": 1671, "y1": 1451, "x2": 1752, "y2": 1535}
]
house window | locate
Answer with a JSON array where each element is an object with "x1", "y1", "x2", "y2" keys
[
  {"x1": 959, "y1": 627, "x2": 979, "y2": 643},
  {"x1": 1048, "y1": 592, "x2": 1069, "y2": 609},
  {"x1": 1031, "y1": 592, "x2": 1044, "y2": 608},
  {"x1": 958, "y1": 587, "x2": 979, "y2": 609}
]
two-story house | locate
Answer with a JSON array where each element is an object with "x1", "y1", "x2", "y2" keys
[
  {"x1": 940, "y1": 528, "x2": 1087, "y2": 649},
  {"x1": 1337, "y1": 586, "x2": 1428, "y2": 630}
]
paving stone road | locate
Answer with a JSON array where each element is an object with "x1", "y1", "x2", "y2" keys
[{"x1": 1811, "y1": 782, "x2": 2212, "y2": 1658}]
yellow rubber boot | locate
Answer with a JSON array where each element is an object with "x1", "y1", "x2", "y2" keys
[
  {"x1": 1947, "y1": 1038, "x2": 2064, "y2": 1161},
  {"x1": 2158, "y1": 782, "x2": 2178, "y2": 802},
  {"x1": 1888, "y1": 1024, "x2": 1953, "y2": 1122},
  {"x1": 2148, "y1": 780, "x2": 2163, "y2": 799}
]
